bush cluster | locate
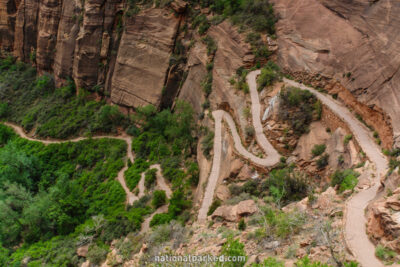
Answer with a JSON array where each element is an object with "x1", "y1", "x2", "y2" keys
[
  {"x1": 0, "y1": 59, "x2": 127, "y2": 139},
  {"x1": 279, "y1": 86, "x2": 320, "y2": 135}
]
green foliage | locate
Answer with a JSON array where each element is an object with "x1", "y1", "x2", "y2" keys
[
  {"x1": 168, "y1": 188, "x2": 191, "y2": 219},
  {"x1": 331, "y1": 169, "x2": 360, "y2": 193},
  {"x1": 344, "y1": 134, "x2": 353, "y2": 145},
  {"x1": 202, "y1": 35, "x2": 218, "y2": 55},
  {"x1": 87, "y1": 243, "x2": 109, "y2": 265},
  {"x1": 0, "y1": 61, "x2": 127, "y2": 138},
  {"x1": 257, "y1": 61, "x2": 280, "y2": 90},
  {"x1": 279, "y1": 87, "x2": 319, "y2": 135},
  {"x1": 217, "y1": 236, "x2": 247, "y2": 267},
  {"x1": 150, "y1": 213, "x2": 172, "y2": 227},
  {"x1": 207, "y1": 199, "x2": 221, "y2": 216},
  {"x1": 0, "y1": 103, "x2": 8, "y2": 118},
  {"x1": 264, "y1": 168, "x2": 310, "y2": 205},
  {"x1": 201, "y1": 130, "x2": 214, "y2": 158},
  {"x1": 251, "y1": 257, "x2": 284, "y2": 267},
  {"x1": 295, "y1": 256, "x2": 333, "y2": 267},
  {"x1": 197, "y1": 0, "x2": 277, "y2": 34},
  {"x1": 152, "y1": 190, "x2": 167, "y2": 208},
  {"x1": 263, "y1": 206, "x2": 306, "y2": 238},
  {"x1": 187, "y1": 161, "x2": 200, "y2": 186},
  {"x1": 124, "y1": 158, "x2": 149, "y2": 191},
  {"x1": 316, "y1": 154, "x2": 329, "y2": 170},
  {"x1": 145, "y1": 168, "x2": 157, "y2": 189},
  {"x1": 375, "y1": 245, "x2": 397, "y2": 264},
  {"x1": 311, "y1": 144, "x2": 326, "y2": 157},
  {"x1": 0, "y1": 125, "x2": 140, "y2": 265},
  {"x1": 238, "y1": 218, "x2": 246, "y2": 231}
]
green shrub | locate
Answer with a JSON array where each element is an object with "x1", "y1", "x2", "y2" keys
[
  {"x1": 344, "y1": 134, "x2": 353, "y2": 145},
  {"x1": 311, "y1": 144, "x2": 326, "y2": 157},
  {"x1": 0, "y1": 61, "x2": 127, "y2": 138},
  {"x1": 264, "y1": 168, "x2": 310, "y2": 204},
  {"x1": 316, "y1": 154, "x2": 329, "y2": 169},
  {"x1": 375, "y1": 245, "x2": 397, "y2": 263},
  {"x1": 279, "y1": 87, "x2": 319, "y2": 135},
  {"x1": 152, "y1": 190, "x2": 167, "y2": 208},
  {"x1": 245, "y1": 125, "x2": 255, "y2": 138},
  {"x1": 257, "y1": 61, "x2": 280, "y2": 91},
  {"x1": 0, "y1": 103, "x2": 8, "y2": 118},
  {"x1": 295, "y1": 256, "x2": 333, "y2": 266},
  {"x1": 87, "y1": 243, "x2": 109, "y2": 265},
  {"x1": 216, "y1": 236, "x2": 247, "y2": 267},
  {"x1": 202, "y1": 36, "x2": 217, "y2": 55},
  {"x1": 150, "y1": 213, "x2": 172, "y2": 227},
  {"x1": 331, "y1": 169, "x2": 360, "y2": 193},
  {"x1": 238, "y1": 219, "x2": 246, "y2": 231},
  {"x1": 201, "y1": 130, "x2": 214, "y2": 158},
  {"x1": 251, "y1": 257, "x2": 284, "y2": 267},
  {"x1": 145, "y1": 168, "x2": 157, "y2": 189}
]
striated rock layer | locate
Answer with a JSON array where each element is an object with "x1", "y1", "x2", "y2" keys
[
  {"x1": 0, "y1": 1, "x2": 181, "y2": 110},
  {"x1": 272, "y1": 0, "x2": 400, "y2": 148}
]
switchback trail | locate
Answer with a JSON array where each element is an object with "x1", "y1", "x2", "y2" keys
[
  {"x1": 284, "y1": 79, "x2": 389, "y2": 267},
  {"x1": 3, "y1": 122, "x2": 138, "y2": 205},
  {"x1": 3, "y1": 122, "x2": 173, "y2": 234},
  {"x1": 197, "y1": 70, "x2": 280, "y2": 222}
]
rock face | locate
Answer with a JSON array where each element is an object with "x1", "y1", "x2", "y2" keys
[
  {"x1": 0, "y1": 2, "x2": 183, "y2": 110},
  {"x1": 110, "y1": 8, "x2": 180, "y2": 107},
  {"x1": 272, "y1": 0, "x2": 400, "y2": 147},
  {"x1": 367, "y1": 187, "x2": 400, "y2": 252}
]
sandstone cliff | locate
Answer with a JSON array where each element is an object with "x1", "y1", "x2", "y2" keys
[
  {"x1": 0, "y1": 0, "x2": 185, "y2": 110},
  {"x1": 272, "y1": 0, "x2": 400, "y2": 148}
]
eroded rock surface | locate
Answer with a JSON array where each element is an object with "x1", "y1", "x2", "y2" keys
[
  {"x1": 272, "y1": 0, "x2": 399, "y2": 147},
  {"x1": 110, "y1": 8, "x2": 180, "y2": 107}
]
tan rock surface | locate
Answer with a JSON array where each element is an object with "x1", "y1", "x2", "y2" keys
[
  {"x1": 110, "y1": 8, "x2": 179, "y2": 108},
  {"x1": 272, "y1": 0, "x2": 399, "y2": 147}
]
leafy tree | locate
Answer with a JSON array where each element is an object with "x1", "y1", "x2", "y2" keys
[{"x1": 152, "y1": 190, "x2": 167, "y2": 208}]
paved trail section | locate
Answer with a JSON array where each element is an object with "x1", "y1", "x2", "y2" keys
[
  {"x1": 198, "y1": 71, "x2": 281, "y2": 222},
  {"x1": 284, "y1": 79, "x2": 389, "y2": 267}
]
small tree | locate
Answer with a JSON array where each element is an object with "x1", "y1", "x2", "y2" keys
[
  {"x1": 238, "y1": 218, "x2": 246, "y2": 231},
  {"x1": 152, "y1": 190, "x2": 167, "y2": 208}
]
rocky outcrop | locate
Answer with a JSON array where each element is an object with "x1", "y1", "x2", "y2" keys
[
  {"x1": 1, "y1": 1, "x2": 183, "y2": 109},
  {"x1": 36, "y1": 0, "x2": 62, "y2": 72},
  {"x1": 13, "y1": 0, "x2": 39, "y2": 61},
  {"x1": 272, "y1": 0, "x2": 399, "y2": 148},
  {"x1": 110, "y1": 8, "x2": 180, "y2": 107},
  {"x1": 177, "y1": 41, "x2": 208, "y2": 114},
  {"x1": 208, "y1": 21, "x2": 253, "y2": 134},
  {"x1": 367, "y1": 187, "x2": 400, "y2": 252},
  {"x1": 211, "y1": 199, "x2": 257, "y2": 222},
  {"x1": 0, "y1": 0, "x2": 19, "y2": 51}
]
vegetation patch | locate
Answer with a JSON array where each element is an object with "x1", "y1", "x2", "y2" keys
[
  {"x1": 279, "y1": 86, "x2": 321, "y2": 135},
  {"x1": 331, "y1": 169, "x2": 360, "y2": 193},
  {"x1": 0, "y1": 57, "x2": 127, "y2": 139}
]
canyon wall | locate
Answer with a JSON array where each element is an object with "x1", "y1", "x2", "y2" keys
[
  {"x1": 0, "y1": 0, "x2": 186, "y2": 110},
  {"x1": 271, "y1": 0, "x2": 400, "y2": 148},
  {"x1": 1, "y1": 0, "x2": 400, "y2": 148}
]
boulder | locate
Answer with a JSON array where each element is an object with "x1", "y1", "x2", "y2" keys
[
  {"x1": 236, "y1": 200, "x2": 257, "y2": 216},
  {"x1": 229, "y1": 159, "x2": 244, "y2": 177},
  {"x1": 216, "y1": 185, "x2": 230, "y2": 201},
  {"x1": 77, "y1": 245, "x2": 89, "y2": 257},
  {"x1": 170, "y1": 0, "x2": 187, "y2": 13},
  {"x1": 212, "y1": 200, "x2": 257, "y2": 222},
  {"x1": 237, "y1": 165, "x2": 253, "y2": 181},
  {"x1": 212, "y1": 205, "x2": 238, "y2": 222}
]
